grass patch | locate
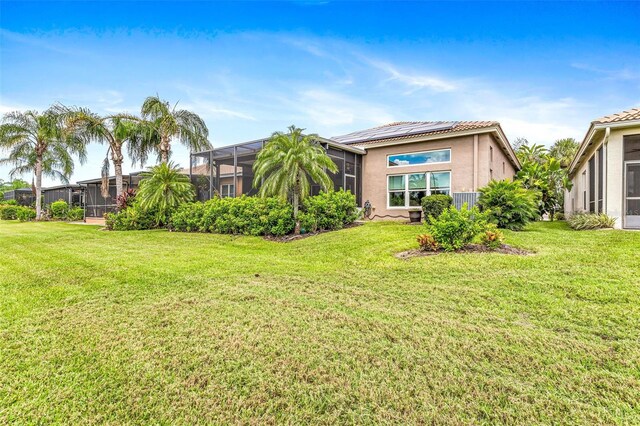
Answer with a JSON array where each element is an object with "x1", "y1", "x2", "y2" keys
[{"x1": 1, "y1": 220, "x2": 639, "y2": 424}]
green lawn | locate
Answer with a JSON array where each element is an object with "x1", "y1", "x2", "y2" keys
[{"x1": 1, "y1": 220, "x2": 639, "y2": 424}]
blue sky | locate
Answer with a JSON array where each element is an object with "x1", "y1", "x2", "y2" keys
[{"x1": 1, "y1": 1, "x2": 639, "y2": 185}]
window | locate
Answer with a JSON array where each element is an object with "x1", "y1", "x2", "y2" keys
[
  {"x1": 221, "y1": 184, "x2": 235, "y2": 198},
  {"x1": 490, "y1": 146, "x2": 494, "y2": 163},
  {"x1": 387, "y1": 171, "x2": 451, "y2": 208},
  {"x1": 387, "y1": 149, "x2": 451, "y2": 167},
  {"x1": 430, "y1": 172, "x2": 451, "y2": 195},
  {"x1": 502, "y1": 162, "x2": 506, "y2": 175},
  {"x1": 408, "y1": 173, "x2": 427, "y2": 206},
  {"x1": 624, "y1": 134, "x2": 640, "y2": 161}
]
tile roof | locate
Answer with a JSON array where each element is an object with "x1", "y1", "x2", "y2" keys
[
  {"x1": 593, "y1": 107, "x2": 640, "y2": 124},
  {"x1": 332, "y1": 121, "x2": 499, "y2": 146}
]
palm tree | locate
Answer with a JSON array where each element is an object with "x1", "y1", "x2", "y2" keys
[
  {"x1": 59, "y1": 106, "x2": 144, "y2": 199},
  {"x1": 136, "y1": 161, "x2": 195, "y2": 225},
  {"x1": 139, "y1": 95, "x2": 210, "y2": 164},
  {"x1": 0, "y1": 109, "x2": 86, "y2": 219},
  {"x1": 549, "y1": 137, "x2": 579, "y2": 168},
  {"x1": 516, "y1": 143, "x2": 547, "y2": 165},
  {"x1": 253, "y1": 125, "x2": 338, "y2": 234}
]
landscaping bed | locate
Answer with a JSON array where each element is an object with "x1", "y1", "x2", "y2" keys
[{"x1": 396, "y1": 243, "x2": 531, "y2": 259}]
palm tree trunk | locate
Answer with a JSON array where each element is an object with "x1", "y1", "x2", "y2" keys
[
  {"x1": 35, "y1": 156, "x2": 43, "y2": 220},
  {"x1": 160, "y1": 136, "x2": 169, "y2": 164},
  {"x1": 112, "y1": 146, "x2": 124, "y2": 199},
  {"x1": 293, "y1": 188, "x2": 300, "y2": 235}
]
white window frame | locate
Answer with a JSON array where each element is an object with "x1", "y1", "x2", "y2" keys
[
  {"x1": 386, "y1": 148, "x2": 451, "y2": 169},
  {"x1": 387, "y1": 171, "x2": 452, "y2": 209},
  {"x1": 221, "y1": 183, "x2": 235, "y2": 198}
]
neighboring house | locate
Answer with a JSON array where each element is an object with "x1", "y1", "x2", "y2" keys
[
  {"x1": 332, "y1": 121, "x2": 520, "y2": 219},
  {"x1": 77, "y1": 172, "x2": 144, "y2": 223},
  {"x1": 565, "y1": 107, "x2": 640, "y2": 229},
  {"x1": 2, "y1": 188, "x2": 35, "y2": 206},
  {"x1": 189, "y1": 121, "x2": 519, "y2": 220},
  {"x1": 42, "y1": 184, "x2": 84, "y2": 208}
]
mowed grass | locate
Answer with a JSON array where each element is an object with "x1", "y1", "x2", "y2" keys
[{"x1": 0, "y1": 220, "x2": 639, "y2": 424}]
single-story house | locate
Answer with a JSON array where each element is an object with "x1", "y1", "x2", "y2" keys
[
  {"x1": 565, "y1": 107, "x2": 640, "y2": 229},
  {"x1": 3, "y1": 188, "x2": 35, "y2": 206},
  {"x1": 77, "y1": 172, "x2": 144, "y2": 223},
  {"x1": 332, "y1": 121, "x2": 519, "y2": 218},
  {"x1": 190, "y1": 121, "x2": 520, "y2": 220},
  {"x1": 42, "y1": 184, "x2": 84, "y2": 208}
]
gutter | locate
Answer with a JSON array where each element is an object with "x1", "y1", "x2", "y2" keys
[{"x1": 569, "y1": 119, "x2": 640, "y2": 175}]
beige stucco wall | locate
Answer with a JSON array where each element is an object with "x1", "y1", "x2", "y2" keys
[
  {"x1": 565, "y1": 125, "x2": 640, "y2": 229},
  {"x1": 359, "y1": 132, "x2": 514, "y2": 218}
]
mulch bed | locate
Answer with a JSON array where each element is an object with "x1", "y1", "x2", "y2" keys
[
  {"x1": 264, "y1": 222, "x2": 364, "y2": 242},
  {"x1": 395, "y1": 243, "x2": 532, "y2": 259}
]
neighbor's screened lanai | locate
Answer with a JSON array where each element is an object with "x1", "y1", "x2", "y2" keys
[{"x1": 190, "y1": 138, "x2": 364, "y2": 205}]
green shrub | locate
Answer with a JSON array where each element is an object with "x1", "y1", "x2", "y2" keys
[
  {"x1": 416, "y1": 233, "x2": 438, "y2": 251},
  {"x1": 298, "y1": 190, "x2": 359, "y2": 232},
  {"x1": 50, "y1": 199, "x2": 69, "y2": 219},
  {"x1": 105, "y1": 205, "x2": 158, "y2": 231},
  {"x1": 554, "y1": 212, "x2": 565, "y2": 221},
  {"x1": 426, "y1": 204, "x2": 489, "y2": 251},
  {"x1": 67, "y1": 207, "x2": 84, "y2": 221},
  {"x1": 477, "y1": 179, "x2": 539, "y2": 231},
  {"x1": 170, "y1": 196, "x2": 295, "y2": 236},
  {"x1": 480, "y1": 224, "x2": 504, "y2": 250},
  {"x1": 0, "y1": 205, "x2": 19, "y2": 220},
  {"x1": 421, "y1": 194, "x2": 453, "y2": 220},
  {"x1": 0, "y1": 199, "x2": 18, "y2": 206},
  {"x1": 567, "y1": 213, "x2": 616, "y2": 230},
  {"x1": 16, "y1": 206, "x2": 36, "y2": 222},
  {"x1": 169, "y1": 202, "x2": 207, "y2": 232}
]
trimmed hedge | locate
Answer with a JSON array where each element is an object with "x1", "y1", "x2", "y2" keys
[
  {"x1": 298, "y1": 190, "x2": 359, "y2": 233},
  {"x1": 16, "y1": 206, "x2": 36, "y2": 222},
  {"x1": 421, "y1": 194, "x2": 453, "y2": 220},
  {"x1": 0, "y1": 205, "x2": 19, "y2": 220},
  {"x1": 170, "y1": 196, "x2": 295, "y2": 236},
  {"x1": 0, "y1": 205, "x2": 36, "y2": 221},
  {"x1": 105, "y1": 205, "x2": 158, "y2": 231},
  {"x1": 67, "y1": 207, "x2": 85, "y2": 222}
]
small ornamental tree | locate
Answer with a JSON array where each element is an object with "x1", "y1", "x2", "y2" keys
[
  {"x1": 136, "y1": 162, "x2": 195, "y2": 225},
  {"x1": 253, "y1": 125, "x2": 338, "y2": 234}
]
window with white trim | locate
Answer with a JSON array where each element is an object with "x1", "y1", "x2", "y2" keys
[
  {"x1": 221, "y1": 184, "x2": 235, "y2": 198},
  {"x1": 387, "y1": 149, "x2": 451, "y2": 167},
  {"x1": 387, "y1": 171, "x2": 451, "y2": 208}
]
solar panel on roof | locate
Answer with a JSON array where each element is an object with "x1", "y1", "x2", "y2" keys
[{"x1": 332, "y1": 121, "x2": 457, "y2": 144}]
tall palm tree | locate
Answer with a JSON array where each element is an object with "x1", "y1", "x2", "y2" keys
[
  {"x1": 253, "y1": 125, "x2": 338, "y2": 234},
  {"x1": 59, "y1": 106, "x2": 145, "y2": 198},
  {"x1": 139, "y1": 95, "x2": 210, "y2": 164},
  {"x1": 0, "y1": 109, "x2": 86, "y2": 219}
]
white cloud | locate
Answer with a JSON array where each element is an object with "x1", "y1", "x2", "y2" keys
[
  {"x1": 293, "y1": 88, "x2": 395, "y2": 130},
  {"x1": 365, "y1": 58, "x2": 457, "y2": 93}
]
